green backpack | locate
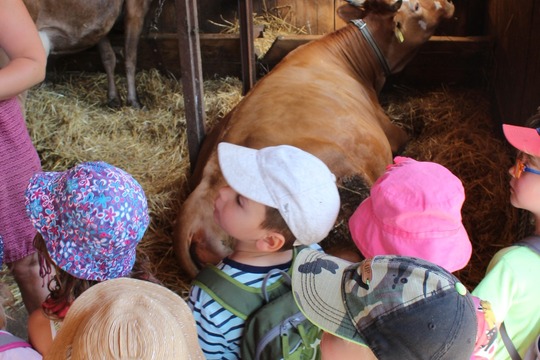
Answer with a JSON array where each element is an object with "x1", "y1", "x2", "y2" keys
[{"x1": 194, "y1": 247, "x2": 322, "y2": 360}]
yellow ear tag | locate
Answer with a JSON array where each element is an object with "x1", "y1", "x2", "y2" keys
[{"x1": 394, "y1": 27, "x2": 405, "y2": 43}]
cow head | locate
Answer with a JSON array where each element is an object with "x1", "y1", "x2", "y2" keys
[
  {"x1": 393, "y1": 0, "x2": 455, "y2": 44},
  {"x1": 339, "y1": 0, "x2": 454, "y2": 75}
]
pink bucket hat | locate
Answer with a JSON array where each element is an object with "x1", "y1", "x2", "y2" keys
[
  {"x1": 348, "y1": 156, "x2": 472, "y2": 272},
  {"x1": 502, "y1": 124, "x2": 540, "y2": 156},
  {"x1": 25, "y1": 161, "x2": 150, "y2": 281}
]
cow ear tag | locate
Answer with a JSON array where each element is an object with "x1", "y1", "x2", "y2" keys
[{"x1": 394, "y1": 27, "x2": 405, "y2": 43}]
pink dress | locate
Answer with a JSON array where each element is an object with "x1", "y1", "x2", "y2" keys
[{"x1": 0, "y1": 97, "x2": 41, "y2": 263}]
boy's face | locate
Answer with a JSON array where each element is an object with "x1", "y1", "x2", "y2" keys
[
  {"x1": 213, "y1": 186, "x2": 268, "y2": 242},
  {"x1": 320, "y1": 332, "x2": 377, "y2": 360},
  {"x1": 509, "y1": 153, "x2": 540, "y2": 214}
]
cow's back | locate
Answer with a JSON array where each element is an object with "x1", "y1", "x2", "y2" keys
[{"x1": 217, "y1": 27, "x2": 395, "y2": 182}]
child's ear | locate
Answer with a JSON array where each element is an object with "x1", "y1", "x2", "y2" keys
[{"x1": 257, "y1": 232, "x2": 286, "y2": 252}]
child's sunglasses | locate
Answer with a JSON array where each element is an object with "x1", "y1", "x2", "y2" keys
[{"x1": 514, "y1": 158, "x2": 540, "y2": 179}]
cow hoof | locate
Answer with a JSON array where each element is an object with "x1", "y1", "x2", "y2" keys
[
  {"x1": 127, "y1": 98, "x2": 143, "y2": 109},
  {"x1": 107, "y1": 97, "x2": 122, "y2": 109}
]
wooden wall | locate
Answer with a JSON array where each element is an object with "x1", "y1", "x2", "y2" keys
[
  {"x1": 488, "y1": 0, "x2": 540, "y2": 125},
  {"x1": 46, "y1": 0, "x2": 492, "y2": 88},
  {"x1": 198, "y1": 0, "x2": 341, "y2": 35},
  {"x1": 197, "y1": 0, "x2": 488, "y2": 36}
]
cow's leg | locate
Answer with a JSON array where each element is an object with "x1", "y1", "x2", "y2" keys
[
  {"x1": 123, "y1": 0, "x2": 152, "y2": 108},
  {"x1": 97, "y1": 37, "x2": 122, "y2": 108}
]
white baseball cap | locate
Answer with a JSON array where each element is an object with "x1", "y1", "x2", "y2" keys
[{"x1": 218, "y1": 142, "x2": 340, "y2": 245}]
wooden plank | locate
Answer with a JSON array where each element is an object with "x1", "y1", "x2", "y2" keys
[
  {"x1": 261, "y1": 34, "x2": 320, "y2": 67},
  {"x1": 238, "y1": 0, "x2": 256, "y2": 94},
  {"x1": 488, "y1": 0, "x2": 534, "y2": 124},
  {"x1": 264, "y1": 0, "x2": 334, "y2": 34},
  {"x1": 261, "y1": 35, "x2": 492, "y2": 87},
  {"x1": 521, "y1": 0, "x2": 540, "y2": 123},
  {"x1": 388, "y1": 36, "x2": 493, "y2": 87},
  {"x1": 334, "y1": 0, "x2": 347, "y2": 30},
  {"x1": 175, "y1": 0, "x2": 206, "y2": 171},
  {"x1": 46, "y1": 34, "x2": 492, "y2": 88},
  {"x1": 316, "y1": 0, "x2": 335, "y2": 34}
]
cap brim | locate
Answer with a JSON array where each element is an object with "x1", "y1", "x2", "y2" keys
[
  {"x1": 292, "y1": 248, "x2": 368, "y2": 345},
  {"x1": 503, "y1": 124, "x2": 540, "y2": 156},
  {"x1": 217, "y1": 143, "x2": 275, "y2": 208}
]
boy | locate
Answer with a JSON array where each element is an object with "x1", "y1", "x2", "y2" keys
[
  {"x1": 472, "y1": 119, "x2": 540, "y2": 360},
  {"x1": 291, "y1": 248, "x2": 478, "y2": 360},
  {"x1": 188, "y1": 142, "x2": 340, "y2": 359}
]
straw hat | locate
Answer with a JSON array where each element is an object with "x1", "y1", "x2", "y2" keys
[{"x1": 45, "y1": 278, "x2": 204, "y2": 360}]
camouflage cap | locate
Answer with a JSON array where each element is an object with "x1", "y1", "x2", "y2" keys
[{"x1": 292, "y1": 249, "x2": 477, "y2": 360}]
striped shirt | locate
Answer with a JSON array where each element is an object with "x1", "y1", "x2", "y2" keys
[{"x1": 188, "y1": 257, "x2": 292, "y2": 359}]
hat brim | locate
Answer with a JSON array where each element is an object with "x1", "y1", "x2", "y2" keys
[
  {"x1": 217, "y1": 143, "x2": 275, "y2": 208},
  {"x1": 349, "y1": 197, "x2": 472, "y2": 273},
  {"x1": 292, "y1": 248, "x2": 368, "y2": 346},
  {"x1": 26, "y1": 170, "x2": 64, "y2": 262},
  {"x1": 503, "y1": 124, "x2": 540, "y2": 156}
]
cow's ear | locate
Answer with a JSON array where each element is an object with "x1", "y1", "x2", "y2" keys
[{"x1": 337, "y1": 4, "x2": 365, "y2": 22}]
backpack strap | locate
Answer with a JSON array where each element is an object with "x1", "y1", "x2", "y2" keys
[
  {"x1": 0, "y1": 331, "x2": 32, "y2": 352},
  {"x1": 515, "y1": 236, "x2": 540, "y2": 255},
  {"x1": 193, "y1": 246, "x2": 305, "y2": 320},
  {"x1": 499, "y1": 322, "x2": 522, "y2": 360}
]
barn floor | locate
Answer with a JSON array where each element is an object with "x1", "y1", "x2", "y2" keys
[{"x1": 3, "y1": 69, "x2": 522, "y2": 341}]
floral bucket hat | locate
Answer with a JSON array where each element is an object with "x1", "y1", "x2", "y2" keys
[{"x1": 25, "y1": 161, "x2": 150, "y2": 281}]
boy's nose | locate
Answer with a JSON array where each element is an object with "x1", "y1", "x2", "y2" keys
[{"x1": 217, "y1": 186, "x2": 233, "y2": 200}]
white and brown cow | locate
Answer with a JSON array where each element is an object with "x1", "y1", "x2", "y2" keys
[
  {"x1": 22, "y1": 0, "x2": 152, "y2": 108},
  {"x1": 174, "y1": 0, "x2": 455, "y2": 278}
]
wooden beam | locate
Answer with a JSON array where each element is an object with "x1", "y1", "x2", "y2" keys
[
  {"x1": 175, "y1": 0, "x2": 206, "y2": 172},
  {"x1": 238, "y1": 0, "x2": 256, "y2": 94}
]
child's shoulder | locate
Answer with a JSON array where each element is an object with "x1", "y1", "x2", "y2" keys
[
  {"x1": 190, "y1": 257, "x2": 292, "y2": 305},
  {"x1": 495, "y1": 243, "x2": 540, "y2": 261}
]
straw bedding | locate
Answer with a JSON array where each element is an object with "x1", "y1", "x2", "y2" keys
[{"x1": 1, "y1": 70, "x2": 520, "y2": 308}]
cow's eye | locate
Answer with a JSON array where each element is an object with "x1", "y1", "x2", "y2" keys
[{"x1": 415, "y1": 2, "x2": 420, "y2": 11}]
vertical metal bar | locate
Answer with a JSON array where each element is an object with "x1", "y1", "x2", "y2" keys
[
  {"x1": 176, "y1": 0, "x2": 206, "y2": 172},
  {"x1": 238, "y1": 0, "x2": 256, "y2": 94}
]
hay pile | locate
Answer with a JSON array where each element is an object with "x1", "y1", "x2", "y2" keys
[
  {"x1": 382, "y1": 85, "x2": 520, "y2": 286},
  {"x1": 15, "y1": 70, "x2": 519, "y2": 303}
]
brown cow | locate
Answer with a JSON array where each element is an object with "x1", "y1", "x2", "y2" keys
[
  {"x1": 23, "y1": 0, "x2": 152, "y2": 108},
  {"x1": 174, "y1": 0, "x2": 455, "y2": 278}
]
